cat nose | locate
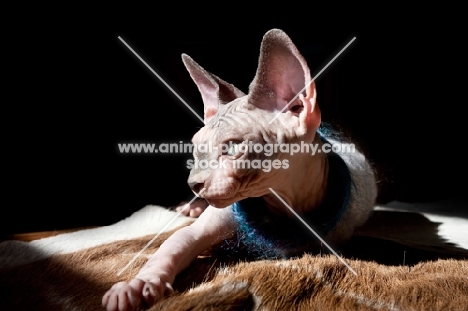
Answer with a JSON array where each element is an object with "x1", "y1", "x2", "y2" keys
[{"x1": 189, "y1": 182, "x2": 205, "y2": 194}]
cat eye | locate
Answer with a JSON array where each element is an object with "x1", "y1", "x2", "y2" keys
[
  {"x1": 227, "y1": 143, "x2": 239, "y2": 156},
  {"x1": 222, "y1": 141, "x2": 243, "y2": 157}
]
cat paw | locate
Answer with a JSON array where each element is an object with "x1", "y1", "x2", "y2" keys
[
  {"x1": 102, "y1": 278, "x2": 173, "y2": 311},
  {"x1": 175, "y1": 199, "x2": 208, "y2": 217},
  {"x1": 102, "y1": 279, "x2": 144, "y2": 311}
]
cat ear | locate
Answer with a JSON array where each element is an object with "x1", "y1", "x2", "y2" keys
[
  {"x1": 182, "y1": 54, "x2": 246, "y2": 124},
  {"x1": 248, "y1": 29, "x2": 320, "y2": 130}
]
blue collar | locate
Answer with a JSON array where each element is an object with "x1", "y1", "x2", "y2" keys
[{"x1": 229, "y1": 143, "x2": 351, "y2": 259}]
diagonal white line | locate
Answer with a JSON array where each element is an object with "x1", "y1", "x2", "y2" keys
[
  {"x1": 118, "y1": 36, "x2": 204, "y2": 124},
  {"x1": 117, "y1": 188, "x2": 206, "y2": 276},
  {"x1": 268, "y1": 37, "x2": 356, "y2": 124},
  {"x1": 268, "y1": 188, "x2": 357, "y2": 275}
]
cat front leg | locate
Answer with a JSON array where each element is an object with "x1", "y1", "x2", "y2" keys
[{"x1": 102, "y1": 205, "x2": 235, "y2": 311}]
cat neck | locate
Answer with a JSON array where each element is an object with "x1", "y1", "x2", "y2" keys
[{"x1": 263, "y1": 134, "x2": 329, "y2": 214}]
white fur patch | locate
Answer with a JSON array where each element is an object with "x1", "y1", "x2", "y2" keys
[{"x1": 0, "y1": 205, "x2": 191, "y2": 269}]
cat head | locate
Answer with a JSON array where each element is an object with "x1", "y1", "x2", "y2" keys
[{"x1": 182, "y1": 29, "x2": 321, "y2": 207}]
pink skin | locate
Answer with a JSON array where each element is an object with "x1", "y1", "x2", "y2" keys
[{"x1": 102, "y1": 205, "x2": 236, "y2": 311}]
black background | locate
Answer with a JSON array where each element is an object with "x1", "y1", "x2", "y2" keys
[{"x1": 3, "y1": 5, "x2": 466, "y2": 237}]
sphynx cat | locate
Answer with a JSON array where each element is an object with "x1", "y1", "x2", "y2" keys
[{"x1": 103, "y1": 29, "x2": 377, "y2": 311}]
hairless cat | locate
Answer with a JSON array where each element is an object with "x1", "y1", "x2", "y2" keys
[{"x1": 103, "y1": 28, "x2": 377, "y2": 311}]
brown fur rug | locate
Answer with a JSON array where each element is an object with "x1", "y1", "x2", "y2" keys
[{"x1": 1, "y1": 202, "x2": 468, "y2": 311}]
